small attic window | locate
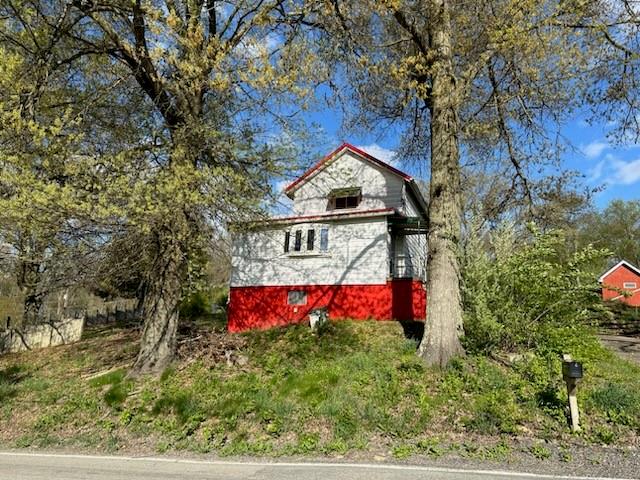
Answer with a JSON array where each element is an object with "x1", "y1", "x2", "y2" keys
[
  {"x1": 623, "y1": 282, "x2": 637, "y2": 289},
  {"x1": 329, "y1": 187, "x2": 361, "y2": 210}
]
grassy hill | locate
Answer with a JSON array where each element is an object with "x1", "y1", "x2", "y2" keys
[{"x1": 1, "y1": 320, "x2": 639, "y2": 460}]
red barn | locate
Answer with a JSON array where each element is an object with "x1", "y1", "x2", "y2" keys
[{"x1": 599, "y1": 260, "x2": 640, "y2": 307}]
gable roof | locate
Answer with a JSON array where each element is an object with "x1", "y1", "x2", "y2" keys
[
  {"x1": 598, "y1": 260, "x2": 640, "y2": 283},
  {"x1": 284, "y1": 142, "x2": 427, "y2": 216}
]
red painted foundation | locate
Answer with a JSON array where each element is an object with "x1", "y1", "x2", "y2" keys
[{"x1": 228, "y1": 280, "x2": 426, "y2": 332}]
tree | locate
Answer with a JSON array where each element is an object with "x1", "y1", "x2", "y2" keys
[
  {"x1": 308, "y1": 0, "x2": 640, "y2": 366},
  {"x1": 0, "y1": 0, "x2": 313, "y2": 374},
  {"x1": 578, "y1": 200, "x2": 640, "y2": 267}
]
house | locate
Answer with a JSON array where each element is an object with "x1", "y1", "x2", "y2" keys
[
  {"x1": 599, "y1": 260, "x2": 640, "y2": 307},
  {"x1": 228, "y1": 143, "x2": 428, "y2": 332}
]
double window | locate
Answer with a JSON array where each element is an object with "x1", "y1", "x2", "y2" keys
[
  {"x1": 284, "y1": 227, "x2": 329, "y2": 253},
  {"x1": 329, "y1": 187, "x2": 361, "y2": 210}
]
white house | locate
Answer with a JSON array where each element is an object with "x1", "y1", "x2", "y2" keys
[{"x1": 228, "y1": 143, "x2": 428, "y2": 332}]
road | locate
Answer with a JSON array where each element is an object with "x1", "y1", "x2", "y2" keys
[{"x1": 0, "y1": 452, "x2": 634, "y2": 480}]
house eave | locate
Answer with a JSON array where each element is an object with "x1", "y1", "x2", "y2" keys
[
  {"x1": 284, "y1": 143, "x2": 413, "y2": 198},
  {"x1": 236, "y1": 208, "x2": 398, "y2": 229}
]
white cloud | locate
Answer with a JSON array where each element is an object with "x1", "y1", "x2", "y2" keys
[
  {"x1": 355, "y1": 143, "x2": 399, "y2": 167},
  {"x1": 608, "y1": 156, "x2": 640, "y2": 185},
  {"x1": 582, "y1": 140, "x2": 608, "y2": 160},
  {"x1": 588, "y1": 160, "x2": 605, "y2": 183},
  {"x1": 237, "y1": 34, "x2": 281, "y2": 59}
]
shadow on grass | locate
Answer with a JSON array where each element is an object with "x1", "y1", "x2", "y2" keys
[
  {"x1": 398, "y1": 320, "x2": 424, "y2": 343},
  {"x1": 0, "y1": 365, "x2": 29, "y2": 402}
]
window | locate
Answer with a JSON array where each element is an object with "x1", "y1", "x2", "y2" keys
[
  {"x1": 335, "y1": 195, "x2": 359, "y2": 209},
  {"x1": 320, "y1": 228, "x2": 329, "y2": 251},
  {"x1": 288, "y1": 290, "x2": 307, "y2": 305},
  {"x1": 329, "y1": 187, "x2": 361, "y2": 210},
  {"x1": 307, "y1": 229, "x2": 315, "y2": 250},
  {"x1": 294, "y1": 230, "x2": 302, "y2": 251},
  {"x1": 284, "y1": 231, "x2": 290, "y2": 253},
  {"x1": 623, "y1": 282, "x2": 637, "y2": 289}
]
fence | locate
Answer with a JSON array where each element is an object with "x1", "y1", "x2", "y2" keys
[
  {"x1": 84, "y1": 299, "x2": 140, "y2": 326},
  {"x1": 0, "y1": 317, "x2": 84, "y2": 354}
]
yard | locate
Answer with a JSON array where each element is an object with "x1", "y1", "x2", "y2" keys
[{"x1": 1, "y1": 319, "x2": 639, "y2": 465}]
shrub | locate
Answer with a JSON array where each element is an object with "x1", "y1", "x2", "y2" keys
[
  {"x1": 462, "y1": 224, "x2": 609, "y2": 354},
  {"x1": 179, "y1": 291, "x2": 212, "y2": 319}
]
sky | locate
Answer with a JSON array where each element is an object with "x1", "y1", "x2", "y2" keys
[{"x1": 296, "y1": 103, "x2": 639, "y2": 211}]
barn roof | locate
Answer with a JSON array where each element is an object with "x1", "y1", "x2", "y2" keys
[
  {"x1": 284, "y1": 143, "x2": 428, "y2": 216},
  {"x1": 598, "y1": 260, "x2": 640, "y2": 283}
]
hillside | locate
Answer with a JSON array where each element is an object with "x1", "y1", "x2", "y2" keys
[{"x1": 1, "y1": 320, "x2": 639, "y2": 462}]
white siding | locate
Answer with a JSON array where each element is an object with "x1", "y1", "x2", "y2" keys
[
  {"x1": 291, "y1": 151, "x2": 405, "y2": 215},
  {"x1": 403, "y1": 185, "x2": 420, "y2": 217},
  {"x1": 231, "y1": 217, "x2": 390, "y2": 287},
  {"x1": 399, "y1": 185, "x2": 427, "y2": 280},
  {"x1": 404, "y1": 233, "x2": 427, "y2": 280}
]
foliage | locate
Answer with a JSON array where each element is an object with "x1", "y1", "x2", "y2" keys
[
  {"x1": 1, "y1": 320, "x2": 639, "y2": 456},
  {"x1": 0, "y1": 0, "x2": 321, "y2": 371},
  {"x1": 462, "y1": 224, "x2": 610, "y2": 354},
  {"x1": 303, "y1": 0, "x2": 640, "y2": 366},
  {"x1": 577, "y1": 200, "x2": 640, "y2": 268}
]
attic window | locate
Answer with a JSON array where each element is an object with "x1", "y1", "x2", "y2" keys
[
  {"x1": 623, "y1": 282, "x2": 637, "y2": 289},
  {"x1": 329, "y1": 187, "x2": 361, "y2": 210}
]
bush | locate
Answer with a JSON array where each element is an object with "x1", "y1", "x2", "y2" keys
[
  {"x1": 462, "y1": 224, "x2": 609, "y2": 354},
  {"x1": 179, "y1": 291, "x2": 212, "y2": 319}
]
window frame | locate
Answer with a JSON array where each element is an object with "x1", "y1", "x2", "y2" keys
[
  {"x1": 287, "y1": 290, "x2": 307, "y2": 305},
  {"x1": 320, "y1": 228, "x2": 329, "y2": 252},
  {"x1": 307, "y1": 229, "x2": 315, "y2": 251},
  {"x1": 293, "y1": 230, "x2": 302, "y2": 252},
  {"x1": 283, "y1": 231, "x2": 290, "y2": 253},
  {"x1": 329, "y1": 187, "x2": 361, "y2": 210},
  {"x1": 623, "y1": 282, "x2": 637, "y2": 289}
]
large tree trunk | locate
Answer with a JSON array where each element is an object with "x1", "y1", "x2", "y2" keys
[
  {"x1": 417, "y1": 0, "x2": 465, "y2": 367},
  {"x1": 131, "y1": 225, "x2": 186, "y2": 376}
]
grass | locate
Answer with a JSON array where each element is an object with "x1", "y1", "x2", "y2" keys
[{"x1": 0, "y1": 320, "x2": 639, "y2": 458}]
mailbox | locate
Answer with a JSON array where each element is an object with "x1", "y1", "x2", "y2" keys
[{"x1": 562, "y1": 361, "x2": 583, "y2": 379}]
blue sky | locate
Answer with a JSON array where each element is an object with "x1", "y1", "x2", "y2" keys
[{"x1": 299, "y1": 105, "x2": 639, "y2": 210}]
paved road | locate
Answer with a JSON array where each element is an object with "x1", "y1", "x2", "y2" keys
[
  {"x1": 599, "y1": 334, "x2": 640, "y2": 364},
  {"x1": 0, "y1": 452, "x2": 633, "y2": 480}
]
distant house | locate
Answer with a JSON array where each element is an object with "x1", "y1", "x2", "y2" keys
[
  {"x1": 599, "y1": 260, "x2": 640, "y2": 307},
  {"x1": 228, "y1": 143, "x2": 428, "y2": 332}
]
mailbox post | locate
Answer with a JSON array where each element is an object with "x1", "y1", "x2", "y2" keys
[{"x1": 562, "y1": 354, "x2": 583, "y2": 432}]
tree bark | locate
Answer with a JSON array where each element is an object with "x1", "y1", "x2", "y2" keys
[
  {"x1": 131, "y1": 224, "x2": 186, "y2": 376},
  {"x1": 16, "y1": 239, "x2": 44, "y2": 325},
  {"x1": 417, "y1": 0, "x2": 465, "y2": 367}
]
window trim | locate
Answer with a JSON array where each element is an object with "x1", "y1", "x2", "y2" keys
[{"x1": 623, "y1": 282, "x2": 637, "y2": 289}]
